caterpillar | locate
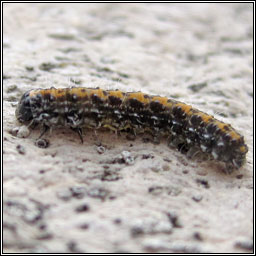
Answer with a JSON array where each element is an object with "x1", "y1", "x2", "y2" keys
[{"x1": 15, "y1": 87, "x2": 248, "y2": 170}]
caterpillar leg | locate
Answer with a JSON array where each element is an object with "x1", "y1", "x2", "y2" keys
[
  {"x1": 167, "y1": 135, "x2": 189, "y2": 154},
  {"x1": 186, "y1": 146, "x2": 201, "y2": 159},
  {"x1": 38, "y1": 124, "x2": 50, "y2": 140},
  {"x1": 28, "y1": 119, "x2": 39, "y2": 130},
  {"x1": 224, "y1": 162, "x2": 236, "y2": 174},
  {"x1": 70, "y1": 127, "x2": 83, "y2": 143}
]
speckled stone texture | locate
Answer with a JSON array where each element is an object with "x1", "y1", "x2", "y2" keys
[{"x1": 3, "y1": 3, "x2": 253, "y2": 253}]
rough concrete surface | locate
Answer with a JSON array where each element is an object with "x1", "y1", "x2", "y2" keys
[{"x1": 3, "y1": 3, "x2": 253, "y2": 253}]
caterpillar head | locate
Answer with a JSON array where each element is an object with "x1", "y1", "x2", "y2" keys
[{"x1": 15, "y1": 90, "x2": 34, "y2": 123}]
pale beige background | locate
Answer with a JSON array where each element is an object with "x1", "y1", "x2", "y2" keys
[{"x1": 3, "y1": 3, "x2": 253, "y2": 253}]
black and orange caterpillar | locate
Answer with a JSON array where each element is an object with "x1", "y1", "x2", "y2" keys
[{"x1": 16, "y1": 87, "x2": 248, "y2": 170}]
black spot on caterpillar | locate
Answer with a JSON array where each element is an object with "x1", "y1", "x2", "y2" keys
[{"x1": 15, "y1": 87, "x2": 248, "y2": 170}]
